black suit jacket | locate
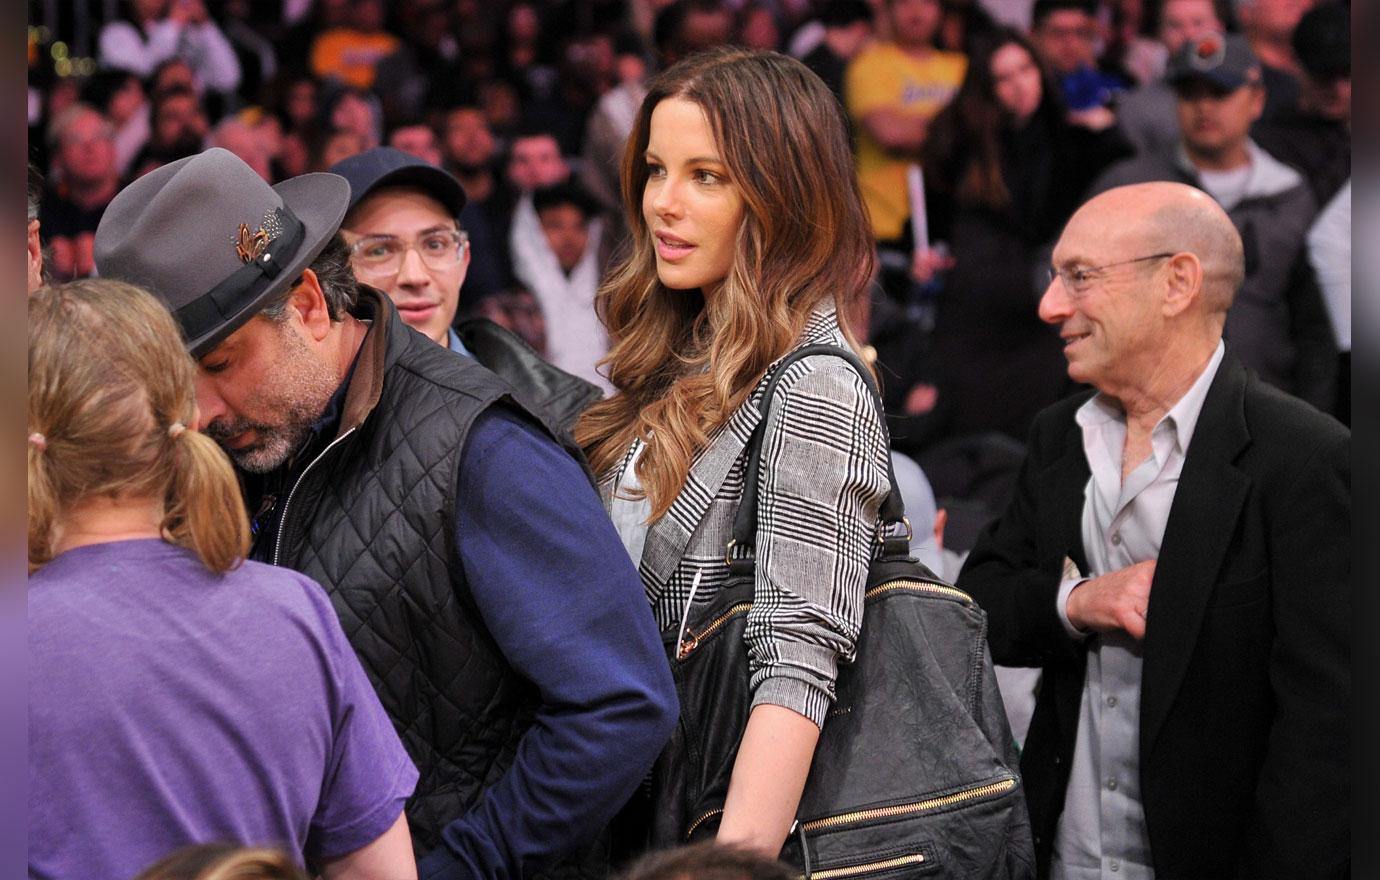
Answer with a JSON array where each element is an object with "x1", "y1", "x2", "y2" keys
[{"x1": 958, "y1": 352, "x2": 1349, "y2": 879}]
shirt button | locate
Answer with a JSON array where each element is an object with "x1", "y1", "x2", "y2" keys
[
  {"x1": 1110, "y1": 859, "x2": 1121, "y2": 872},
  {"x1": 1107, "y1": 778, "x2": 1118, "y2": 791},
  {"x1": 1111, "y1": 532, "x2": 1122, "y2": 545},
  {"x1": 1106, "y1": 695, "x2": 1118, "y2": 708}
]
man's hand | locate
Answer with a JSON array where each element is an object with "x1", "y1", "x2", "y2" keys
[{"x1": 1066, "y1": 560, "x2": 1156, "y2": 640}]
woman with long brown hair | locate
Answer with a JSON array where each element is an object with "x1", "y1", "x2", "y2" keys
[
  {"x1": 577, "y1": 47, "x2": 891, "y2": 855},
  {"x1": 915, "y1": 27, "x2": 1131, "y2": 445},
  {"x1": 28, "y1": 279, "x2": 417, "y2": 880}
]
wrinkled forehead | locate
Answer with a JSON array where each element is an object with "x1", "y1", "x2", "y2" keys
[{"x1": 1053, "y1": 200, "x2": 1142, "y2": 264}]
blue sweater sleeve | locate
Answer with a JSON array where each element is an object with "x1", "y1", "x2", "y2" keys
[{"x1": 418, "y1": 408, "x2": 678, "y2": 880}]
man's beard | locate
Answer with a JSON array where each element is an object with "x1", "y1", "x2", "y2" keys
[{"x1": 204, "y1": 323, "x2": 340, "y2": 474}]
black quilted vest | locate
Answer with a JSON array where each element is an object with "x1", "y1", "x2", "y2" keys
[{"x1": 252, "y1": 291, "x2": 601, "y2": 875}]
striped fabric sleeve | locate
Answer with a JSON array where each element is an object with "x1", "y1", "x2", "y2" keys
[{"x1": 745, "y1": 354, "x2": 890, "y2": 727}]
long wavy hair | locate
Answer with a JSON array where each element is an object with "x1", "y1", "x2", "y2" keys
[
  {"x1": 922, "y1": 27, "x2": 1065, "y2": 210},
  {"x1": 576, "y1": 47, "x2": 875, "y2": 520},
  {"x1": 28, "y1": 279, "x2": 250, "y2": 574}
]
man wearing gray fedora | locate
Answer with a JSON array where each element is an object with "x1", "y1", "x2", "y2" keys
[{"x1": 93, "y1": 148, "x2": 678, "y2": 880}]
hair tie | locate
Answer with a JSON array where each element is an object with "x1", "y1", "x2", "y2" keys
[
  {"x1": 168, "y1": 422, "x2": 187, "y2": 439},
  {"x1": 28, "y1": 432, "x2": 47, "y2": 451}
]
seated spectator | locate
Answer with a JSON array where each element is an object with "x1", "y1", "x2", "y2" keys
[
  {"x1": 129, "y1": 87, "x2": 210, "y2": 178},
  {"x1": 310, "y1": 127, "x2": 367, "y2": 171},
  {"x1": 207, "y1": 115, "x2": 275, "y2": 181},
  {"x1": 135, "y1": 845, "x2": 308, "y2": 880},
  {"x1": 1236, "y1": 0, "x2": 1314, "y2": 121},
  {"x1": 514, "y1": 181, "x2": 612, "y2": 392},
  {"x1": 1117, "y1": 0, "x2": 1229, "y2": 159},
  {"x1": 28, "y1": 278, "x2": 417, "y2": 880},
  {"x1": 372, "y1": 0, "x2": 463, "y2": 124},
  {"x1": 263, "y1": 71, "x2": 320, "y2": 179},
  {"x1": 386, "y1": 120, "x2": 443, "y2": 167},
  {"x1": 1252, "y1": 0, "x2": 1349, "y2": 205},
  {"x1": 438, "y1": 104, "x2": 510, "y2": 302},
  {"x1": 800, "y1": 0, "x2": 874, "y2": 113},
  {"x1": 98, "y1": 0, "x2": 241, "y2": 97},
  {"x1": 79, "y1": 68, "x2": 149, "y2": 177},
  {"x1": 309, "y1": 0, "x2": 400, "y2": 90},
  {"x1": 322, "y1": 85, "x2": 383, "y2": 151},
  {"x1": 39, "y1": 104, "x2": 120, "y2": 281},
  {"x1": 845, "y1": 0, "x2": 966, "y2": 248},
  {"x1": 916, "y1": 27, "x2": 1132, "y2": 446},
  {"x1": 1030, "y1": 0, "x2": 1129, "y2": 120},
  {"x1": 1092, "y1": 33, "x2": 1337, "y2": 412}
]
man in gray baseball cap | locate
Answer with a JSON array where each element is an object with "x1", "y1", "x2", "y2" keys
[{"x1": 92, "y1": 148, "x2": 677, "y2": 879}]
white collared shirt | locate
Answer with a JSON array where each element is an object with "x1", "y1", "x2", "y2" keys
[{"x1": 1051, "y1": 341, "x2": 1225, "y2": 880}]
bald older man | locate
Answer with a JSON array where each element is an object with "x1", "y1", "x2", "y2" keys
[{"x1": 959, "y1": 182, "x2": 1349, "y2": 880}]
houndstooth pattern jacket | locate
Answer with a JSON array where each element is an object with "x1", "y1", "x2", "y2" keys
[{"x1": 597, "y1": 307, "x2": 890, "y2": 727}]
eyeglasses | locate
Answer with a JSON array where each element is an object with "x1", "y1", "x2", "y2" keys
[
  {"x1": 348, "y1": 229, "x2": 469, "y2": 277},
  {"x1": 1047, "y1": 253, "x2": 1175, "y2": 296}
]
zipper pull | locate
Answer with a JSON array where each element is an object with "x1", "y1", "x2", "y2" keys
[{"x1": 674, "y1": 569, "x2": 704, "y2": 662}]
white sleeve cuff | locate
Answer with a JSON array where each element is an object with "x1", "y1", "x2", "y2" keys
[{"x1": 1057, "y1": 577, "x2": 1092, "y2": 640}]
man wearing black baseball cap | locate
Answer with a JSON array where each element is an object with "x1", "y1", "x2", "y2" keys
[
  {"x1": 330, "y1": 146, "x2": 601, "y2": 430},
  {"x1": 1089, "y1": 33, "x2": 1338, "y2": 416},
  {"x1": 92, "y1": 148, "x2": 677, "y2": 880}
]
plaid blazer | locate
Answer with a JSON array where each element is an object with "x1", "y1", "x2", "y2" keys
[{"x1": 597, "y1": 308, "x2": 890, "y2": 727}]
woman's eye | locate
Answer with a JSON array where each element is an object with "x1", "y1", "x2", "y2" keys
[
  {"x1": 646, "y1": 162, "x2": 665, "y2": 178},
  {"x1": 693, "y1": 170, "x2": 720, "y2": 185}
]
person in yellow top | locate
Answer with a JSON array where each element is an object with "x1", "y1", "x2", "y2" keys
[
  {"x1": 845, "y1": 0, "x2": 966, "y2": 243},
  {"x1": 309, "y1": 0, "x2": 400, "y2": 90}
]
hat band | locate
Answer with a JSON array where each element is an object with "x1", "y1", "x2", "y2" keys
[{"x1": 173, "y1": 206, "x2": 307, "y2": 348}]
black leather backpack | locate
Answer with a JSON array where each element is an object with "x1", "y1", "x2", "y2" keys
[{"x1": 649, "y1": 344, "x2": 1035, "y2": 879}]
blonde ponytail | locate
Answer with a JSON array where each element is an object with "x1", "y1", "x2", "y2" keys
[
  {"x1": 30, "y1": 279, "x2": 251, "y2": 575},
  {"x1": 162, "y1": 428, "x2": 249, "y2": 574}
]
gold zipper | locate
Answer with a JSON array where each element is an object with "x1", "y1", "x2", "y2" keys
[
  {"x1": 868, "y1": 579, "x2": 974, "y2": 605},
  {"x1": 797, "y1": 853, "x2": 926, "y2": 880},
  {"x1": 678, "y1": 602, "x2": 752, "y2": 659},
  {"x1": 684, "y1": 807, "x2": 724, "y2": 840},
  {"x1": 677, "y1": 581, "x2": 970, "y2": 660},
  {"x1": 800, "y1": 777, "x2": 1016, "y2": 833}
]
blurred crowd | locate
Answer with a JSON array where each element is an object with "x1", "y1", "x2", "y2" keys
[{"x1": 28, "y1": 0, "x2": 1350, "y2": 493}]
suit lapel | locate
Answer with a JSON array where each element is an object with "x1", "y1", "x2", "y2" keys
[{"x1": 1140, "y1": 355, "x2": 1252, "y2": 756}]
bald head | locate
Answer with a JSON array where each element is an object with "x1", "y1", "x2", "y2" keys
[{"x1": 1072, "y1": 182, "x2": 1243, "y2": 316}]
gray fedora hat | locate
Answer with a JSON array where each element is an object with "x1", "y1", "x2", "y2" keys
[{"x1": 94, "y1": 147, "x2": 351, "y2": 358}]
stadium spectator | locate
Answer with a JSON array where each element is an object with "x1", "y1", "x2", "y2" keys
[
  {"x1": 1117, "y1": 0, "x2": 1229, "y2": 158},
  {"x1": 129, "y1": 87, "x2": 210, "y2": 178},
  {"x1": 845, "y1": 0, "x2": 966, "y2": 245},
  {"x1": 1030, "y1": 0, "x2": 1129, "y2": 118},
  {"x1": 386, "y1": 121, "x2": 443, "y2": 167},
  {"x1": 309, "y1": 0, "x2": 399, "y2": 90},
  {"x1": 40, "y1": 104, "x2": 120, "y2": 281},
  {"x1": 1092, "y1": 33, "x2": 1336, "y2": 411},
  {"x1": 1252, "y1": 0, "x2": 1349, "y2": 204},
  {"x1": 98, "y1": 0, "x2": 241, "y2": 97}
]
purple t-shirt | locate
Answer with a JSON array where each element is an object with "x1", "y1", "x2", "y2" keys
[{"x1": 28, "y1": 539, "x2": 418, "y2": 880}]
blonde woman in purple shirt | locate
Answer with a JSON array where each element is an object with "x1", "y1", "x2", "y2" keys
[{"x1": 28, "y1": 279, "x2": 417, "y2": 880}]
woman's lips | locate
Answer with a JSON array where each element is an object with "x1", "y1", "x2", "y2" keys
[{"x1": 654, "y1": 231, "x2": 695, "y2": 262}]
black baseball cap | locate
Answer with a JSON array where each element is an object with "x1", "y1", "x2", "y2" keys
[{"x1": 329, "y1": 146, "x2": 468, "y2": 219}]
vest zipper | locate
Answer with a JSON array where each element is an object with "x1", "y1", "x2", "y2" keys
[
  {"x1": 797, "y1": 853, "x2": 927, "y2": 879},
  {"x1": 272, "y1": 427, "x2": 359, "y2": 566}
]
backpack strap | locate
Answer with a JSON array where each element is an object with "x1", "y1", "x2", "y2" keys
[{"x1": 730, "y1": 344, "x2": 910, "y2": 572}]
